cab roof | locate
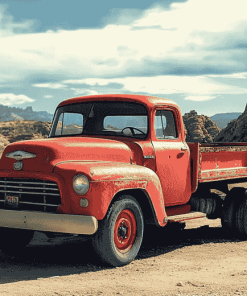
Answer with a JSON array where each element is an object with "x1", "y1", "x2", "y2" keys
[{"x1": 58, "y1": 94, "x2": 179, "y2": 110}]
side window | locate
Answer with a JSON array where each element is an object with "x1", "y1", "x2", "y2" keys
[{"x1": 155, "y1": 110, "x2": 177, "y2": 139}]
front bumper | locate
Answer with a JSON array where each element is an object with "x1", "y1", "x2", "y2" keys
[{"x1": 0, "y1": 209, "x2": 98, "y2": 235}]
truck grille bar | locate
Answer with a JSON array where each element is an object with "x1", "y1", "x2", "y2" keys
[
  {"x1": 0, "y1": 178, "x2": 61, "y2": 213},
  {"x1": 0, "y1": 189, "x2": 60, "y2": 196}
]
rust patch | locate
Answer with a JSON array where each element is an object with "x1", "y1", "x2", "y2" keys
[{"x1": 200, "y1": 146, "x2": 247, "y2": 153}]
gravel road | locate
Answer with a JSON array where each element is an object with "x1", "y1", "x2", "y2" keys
[{"x1": 0, "y1": 217, "x2": 247, "y2": 296}]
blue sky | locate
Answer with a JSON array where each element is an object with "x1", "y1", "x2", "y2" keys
[{"x1": 0, "y1": 0, "x2": 246, "y2": 116}]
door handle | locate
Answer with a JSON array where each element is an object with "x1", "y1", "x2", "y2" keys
[{"x1": 180, "y1": 147, "x2": 187, "y2": 154}]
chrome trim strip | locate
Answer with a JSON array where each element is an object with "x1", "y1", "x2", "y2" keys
[
  {"x1": 0, "y1": 190, "x2": 60, "y2": 196},
  {"x1": 0, "y1": 184, "x2": 59, "y2": 191},
  {"x1": 0, "y1": 209, "x2": 98, "y2": 235},
  {"x1": 0, "y1": 180, "x2": 57, "y2": 186}
]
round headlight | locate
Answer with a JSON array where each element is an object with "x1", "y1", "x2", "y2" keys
[{"x1": 73, "y1": 175, "x2": 90, "y2": 195}]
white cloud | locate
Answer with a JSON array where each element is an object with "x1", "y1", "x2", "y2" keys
[
  {"x1": 64, "y1": 75, "x2": 247, "y2": 96},
  {"x1": 0, "y1": 0, "x2": 246, "y2": 106},
  {"x1": 0, "y1": 93, "x2": 35, "y2": 106},
  {"x1": 33, "y1": 83, "x2": 67, "y2": 89},
  {"x1": 71, "y1": 88, "x2": 98, "y2": 96},
  {"x1": 184, "y1": 95, "x2": 216, "y2": 101},
  {"x1": 44, "y1": 95, "x2": 54, "y2": 98},
  {"x1": 0, "y1": 0, "x2": 247, "y2": 83},
  {"x1": 133, "y1": 0, "x2": 247, "y2": 33},
  {"x1": 208, "y1": 72, "x2": 247, "y2": 79},
  {"x1": 65, "y1": 79, "x2": 111, "y2": 86}
]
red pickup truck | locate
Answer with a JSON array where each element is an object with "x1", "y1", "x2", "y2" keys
[{"x1": 0, "y1": 94, "x2": 246, "y2": 266}]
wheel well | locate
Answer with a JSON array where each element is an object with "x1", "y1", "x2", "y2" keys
[{"x1": 110, "y1": 189, "x2": 158, "y2": 226}]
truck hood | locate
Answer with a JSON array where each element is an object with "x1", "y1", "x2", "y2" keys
[{"x1": 0, "y1": 137, "x2": 132, "y2": 173}]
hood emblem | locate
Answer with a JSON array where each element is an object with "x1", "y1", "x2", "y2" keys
[
  {"x1": 6, "y1": 150, "x2": 36, "y2": 161},
  {"x1": 13, "y1": 162, "x2": 23, "y2": 171}
]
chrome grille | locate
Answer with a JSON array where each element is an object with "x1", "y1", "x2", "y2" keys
[{"x1": 0, "y1": 178, "x2": 61, "y2": 213}]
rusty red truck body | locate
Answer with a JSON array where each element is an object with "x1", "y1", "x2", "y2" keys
[{"x1": 0, "y1": 94, "x2": 246, "y2": 266}]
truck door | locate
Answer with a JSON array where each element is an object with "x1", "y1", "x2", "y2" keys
[{"x1": 152, "y1": 109, "x2": 191, "y2": 206}]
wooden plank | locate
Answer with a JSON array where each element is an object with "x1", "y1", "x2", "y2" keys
[{"x1": 168, "y1": 211, "x2": 206, "y2": 222}]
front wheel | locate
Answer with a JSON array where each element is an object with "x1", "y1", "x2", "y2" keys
[{"x1": 92, "y1": 195, "x2": 144, "y2": 267}]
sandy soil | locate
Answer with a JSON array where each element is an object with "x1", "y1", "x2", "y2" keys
[{"x1": 0, "y1": 217, "x2": 247, "y2": 296}]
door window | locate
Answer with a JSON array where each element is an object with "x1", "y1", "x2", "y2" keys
[{"x1": 155, "y1": 110, "x2": 177, "y2": 139}]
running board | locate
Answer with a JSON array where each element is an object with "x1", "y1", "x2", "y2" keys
[{"x1": 168, "y1": 212, "x2": 206, "y2": 223}]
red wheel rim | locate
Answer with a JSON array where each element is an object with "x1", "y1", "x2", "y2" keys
[{"x1": 114, "y1": 209, "x2": 137, "y2": 253}]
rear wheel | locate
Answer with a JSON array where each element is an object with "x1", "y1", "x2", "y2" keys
[
  {"x1": 0, "y1": 227, "x2": 34, "y2": 256},
  {"x1": 221, "y1": 188, "x2": 246, "y2": 234},
  {"x1": 92, "y1": 195, "x2": 144, "y2": 267},
  {"x1": 235, "y1": 191, "x2": 247, "y2": 237}
]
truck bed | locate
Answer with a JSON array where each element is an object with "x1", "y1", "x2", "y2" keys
[{"x1": 188, "y1": 142, "x2": 247, "y2": 190}]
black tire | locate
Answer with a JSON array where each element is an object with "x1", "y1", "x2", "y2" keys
[
  {"x1": 92, "y1": 195, "x2": 144, "y2": 267},
  {"x1": 221, "y1": 188, "x2": 246, "y2": 233},
  {"x1": 235, "y1": 191, "x2": 247, "y2": 237},
  {"x1": 206, "y1": 193, "x2": 223, "y2": 219},
  {"x1": 0, "y1": 227, "x2": 34, "y2": 256}
]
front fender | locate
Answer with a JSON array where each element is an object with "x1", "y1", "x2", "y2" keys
[{"x1": 53, "y1": 161, "x2": 167, "y2": 225}]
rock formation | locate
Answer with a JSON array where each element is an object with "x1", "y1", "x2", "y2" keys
[
  {"x1": 0, "y1": 121, "x2": 52, "y2": 156},
  {"x1": 214, "y1": 104, "x2": 247, "y2": 142},
  {"x1": 183, "y1": 110, "x2": 221, "y2": 143}
]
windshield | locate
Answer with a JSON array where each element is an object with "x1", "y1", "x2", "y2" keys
[{"x1": 49, "y1": 101, "x2": 148, "y2": 139}]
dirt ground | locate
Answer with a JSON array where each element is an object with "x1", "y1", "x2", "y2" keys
[
  {"x1": 0, "y1": 216, "x2": 247, "y2": 296},
  {"x1": 0, "y1": 182, "x2": 246, "y2": 296}
]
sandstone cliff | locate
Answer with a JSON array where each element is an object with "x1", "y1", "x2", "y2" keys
[
  {"x1": 214, "y1": 104, "x2": 247, "y2": 142},
  {"x1": 183, "y1": 110, "x2": 221, "y2": 143}
]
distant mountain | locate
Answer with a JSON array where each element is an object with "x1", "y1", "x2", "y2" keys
[
  {"x1": 210, "y1": 113, "x2": 241, "y2": 129},
  {"x1": 0, "y1": 104, "x2": 53, "y2": 122}
]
